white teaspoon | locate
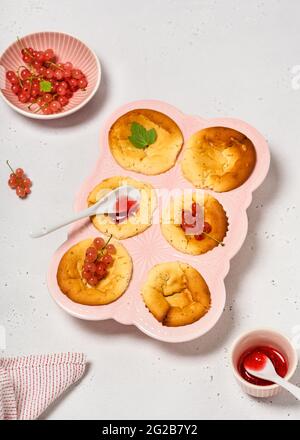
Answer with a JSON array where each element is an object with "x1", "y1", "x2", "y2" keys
[
  {"x1": 30, "y1": 185, "x2": 140, "y2": 238},
  {"x1": 245, "y1": 355, "x2": 300, "y2": 400}
]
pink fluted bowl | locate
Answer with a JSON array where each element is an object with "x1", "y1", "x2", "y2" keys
[{"x1": 0, "y1": 32, "x2": 101, "y2": 119}]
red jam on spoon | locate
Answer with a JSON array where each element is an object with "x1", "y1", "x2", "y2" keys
[
  {"x1": 110, "y1": 196, "x2": 139, "y2": 224},
  {"x1": 238, "y1": 346, "x2": 288, "y2": 386}
]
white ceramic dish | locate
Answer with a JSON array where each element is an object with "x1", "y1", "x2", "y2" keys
[{"x1": 231, "y1": 328, "x2": 298, "y2": 398}]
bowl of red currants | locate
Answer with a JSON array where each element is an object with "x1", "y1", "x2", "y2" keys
[{"x1": 0, "y1": 32, "x2": 101, "y2": 119}]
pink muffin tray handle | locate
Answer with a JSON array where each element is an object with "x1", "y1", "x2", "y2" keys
[{"x1": 47, "y1": 100, "x2": 270, "y2": 343}]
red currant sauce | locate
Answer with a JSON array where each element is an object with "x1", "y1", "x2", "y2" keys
[
  {"x1": 238, "y1": 345, "x2": 288, "y2": 386},
  {"x1": 111, "y1": 196, "x2": 138, "y2": 223}
]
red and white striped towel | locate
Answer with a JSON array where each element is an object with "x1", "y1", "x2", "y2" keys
[{"x1": 0, "y1": 352, "x2": 86, "y2": 420}]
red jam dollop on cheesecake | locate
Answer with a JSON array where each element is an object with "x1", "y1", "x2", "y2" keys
[{"x1": 110, "y1": 196, "x2": 139, "y2": 224}]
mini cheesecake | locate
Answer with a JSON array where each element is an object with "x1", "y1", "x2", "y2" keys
[
  {"x1": 109, "y1": 109, "x2": 183, "y2": 175},
  {"x1": 87, "y1": 176, "x2": 156, "y2": 240},
  {"x1": 141, "y1": 261, "x2": 211, "y2": 327},
  {"x1": 181, "y1": 127, "x2": 256, "y2": 192},
  {"x1": 57, "y1": 238, "x2": 132, "y2": 305},
  {"x1": 161, "y1": 193, "x2": 228, "y2": 255}
]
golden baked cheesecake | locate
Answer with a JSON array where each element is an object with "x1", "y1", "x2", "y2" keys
[
  {"x1": 57, "y1": 237, "x2": 132, "y2": 305},
  {"x1": 141, "y1": 261, "x2": 211, "y2": 327},
  {"x1": 181, "y1": 127, "x2": 256, "y2": 191},
  {"x1": 109, "y1": 109, "x2": 183, "y2": 175},
  {"x1": 161, "y1": 193, "x2": 228, "y2": 255},
  {"x1": 87, "y1": 176, "x2": 156, "y2": 240}
]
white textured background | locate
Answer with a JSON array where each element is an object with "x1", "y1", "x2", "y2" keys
[{"x1": 1, "y1": 0, "x2": 300, "y2": 420}]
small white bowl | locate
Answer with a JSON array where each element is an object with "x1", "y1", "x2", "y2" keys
[{"x1": 231, "y1": 328, "x2": 298, "y2": 398}]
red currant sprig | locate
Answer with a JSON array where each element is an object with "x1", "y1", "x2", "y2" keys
[
  {"x1": 194, "y1": 222, "x2": 212, "y2": 241},
  {"x1": 181, "y1": 202, "x2": 224, "y2": 246},
  {"x1": 82, "y1": 235, "x2": 116, "y2": 286},
  {"x1": 7, "y1": 160, "x2": 32, "y2": 199}
]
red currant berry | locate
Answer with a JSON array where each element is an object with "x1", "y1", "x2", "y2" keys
[
  {"x1": 68, "y1": 78, "x2": 78, "y2": 88},
  {"x1": 6, "y1": 71, "x2": 17, "y2": 83},
  {"x1": 18, "y1": 92, "x2": 29, "y2": 103},
  {"x1": 35, "y1": 51, "x2": 45, "y2": 63},
  {"x1": 71, "y1": 69, "x2": 83, "y2": 79},
  {"x1": 203, "y1": 222, "x2": 212, "y2": 234},
  {"x1": 36, "y1": 96, "x2": 45, "y2": 106},
  {"x1": 57, "y1": 96, "x2": 69, "y2": 107},
  {"x1": 101, "y1": 254, "x2": 113, "y2": 267},
  {"x1": 32, "y1": 60, "x2": 42, "y2": 70},
  {"x1": 191, "y1": 202, "x2": 201, "y2": 216},
  {"x1": 23, "y1": 78, "x2": 32, "y2": 87},
  {"x1": 20, "y1": 68, "x2": 31, "y2": 80},
  {"x1": 93, "y1": 237, "x2": 105, "y2": 250},
  {"x1": 181, "y1": 210, "x2": 196, "y2": 232},
  {"x1": 22, "y1": 53, "x2": 32, "y2": 63},
  {"x1": 43, "y1": 93, "x2": 53, "y2": 103},
  {"x1": 16, "y1": 186, "x2": 26, "y2": 198},
  {"x1": 49, "y1": 100, "x2": 61, "y2": 112},
  {"x1": 8, "y1": 177, "x2": 17, "y2": 189},
  {"x1": 44, "y1": 48, "x2": 55, "y2": 61},
  {"x1": 23, "y1": 177, "x2": 32, "y2": 187},
  {"x1": 15, "y1": 168, "x2": 24, "y2": 178},
  {"x1": 85, "y1": 251, "x2": 97, "y2": 263},
  {"x1": 78, "y1": 77, "x2": 87, "y2": 89},
  {"x1": 42, "y1": 105, "x2": 53, "y2": 115},
  {"x1": 38, "y1": 66, "x2": 47, "y2": 76},
  {"x1": 84, "y1": 262, "x2": 97, "y2": 273},
  {"x1": 63, "y1": 69, "x2": 71, "y2": 79},
  {"x1": 54, "y1": 69, "x2": 64, "y2": 80},
  {"x1": 11, "y1": 84, "x2": 20, "y2": 95},
  {"x1": 56, "y1": 85, "x2": 66, "y2": 96},
  {"x1": 82, "y1": 270, "x2": 91, "y2": 280},
  {"x1": 45, "y1": 68, "x2": 54, "y2": 79},
  {"x1": 60, "y1": 81, "x2": 68, "y2": 89},
  {"x1": 30, "y1": 88, "x2": 39, "y2": 98},
  {"x1": 86, "y1": 246, "x2": 97, "y2": 258},
  {"x1": 87, "y1": 275, "x2": 99, "y2": 286},
  {"x1": 96, "y1": 262, "x2": 107, "y2": 277},
  {"x1": 64, "y1": 62, "x2": 73, "y2": 70},
  {"x1": 51, "y1": 80, "x2": 60, "y2": 91},
  {"x1": 65, "y1": 90, "x2": 73, "y2": 99},
  {"x1": 22, "y1": 86, "x2": 31, "y2": 95},
  {"x1": 106, "y1": 244, "x2": 116, "y2": 254}
]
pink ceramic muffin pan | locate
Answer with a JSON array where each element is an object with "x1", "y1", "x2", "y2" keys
[{"x1": 47, "y1": 100, "x2": 270, "y2": 343}]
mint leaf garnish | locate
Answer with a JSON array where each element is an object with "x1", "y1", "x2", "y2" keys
[
  {"x1": 146, "y1": 127, "x2": 157, "y2": 145},
  {"x1": 128, "y1": 122, "x2": 157, "y2": 149},
  {"x1": 39, "y1": 80, "x2": 52, "y2": 93}
]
